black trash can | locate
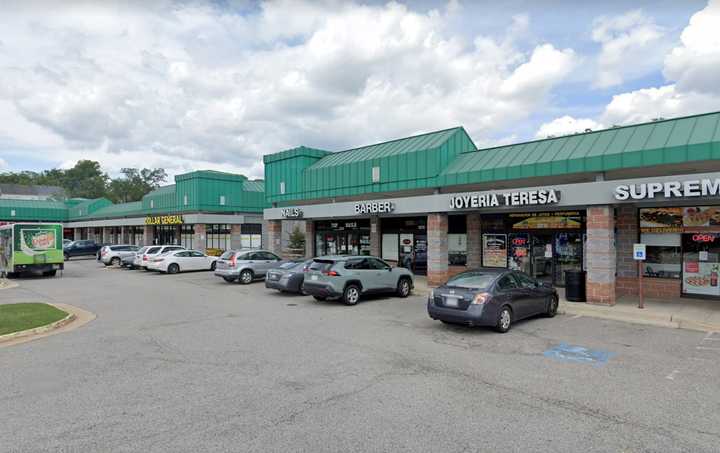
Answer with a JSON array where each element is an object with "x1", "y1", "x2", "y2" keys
[{"x1": 564, "y1": 270, "x2": 586, "y2": 302}]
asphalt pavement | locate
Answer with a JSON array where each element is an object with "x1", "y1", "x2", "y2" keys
[{"x1": 1, "y1": 259, "x2": 719, "y2": 452}]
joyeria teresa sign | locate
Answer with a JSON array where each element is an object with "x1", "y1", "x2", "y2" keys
[
  {"x1": 450, "y1": 189, "x2": 560, "y2": 209},
  {"x1": 614, "y1": 179, "x2": 720, "y2": 200}
]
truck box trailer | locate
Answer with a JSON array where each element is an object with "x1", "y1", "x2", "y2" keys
[{"x1": 0, "y1": 223, "x2": 64, "y2": 277}]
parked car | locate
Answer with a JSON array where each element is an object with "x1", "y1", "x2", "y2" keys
[
  {"x1": 214, "y1": 249, "x2": 282, "y2": 283},
  {"x1": 265, "y1": 259, "x2": 313, "y2": 293},
  {"x1": 126, "y1": 246, "x2": 149, "y2": 269},
  {"x1": 302, "y1": 256, "x2": 413, "y2": 305},
  {"x1": 63, "y1": 239, "x2": 102, "y2": 260},
  {"x1": 63, "y1": 238, "x2": 73, "y2": 247},
  {"x1": 139, "y1": 245, "x2": 185, "y2": 270},
  {"x1": 148, "y1": 249, "x2": 218, "y2": 273},
  {"x1": 427, "y1": 268, "x2": 559, "y2": 333},
  {"x1": 99, "y1": 244, "x2": 140, "y2": 266}
]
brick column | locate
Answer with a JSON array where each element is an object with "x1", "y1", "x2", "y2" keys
[
  {"x1": 427, "y1": 213, "x2": 449, "y2": 286},
  {"x1": 102, "y1": 227, "x2": 111, "y2": 244},
  {"x1": 74, "y1": 228, "x2": 82, "y2": 241},
  {"x1": 466, "y1": 213, "x2": 482, "y2": 268},
  {"x1": 586, "y1": 206, "x2": 616, "y2": 305},
  {"x1": 370, "y1": 217, "x2": 381, "y2": 258},
  {"x1": 143, "y1": 225, "x2": 154, "y2": 246},
  {"x1": 120, "y1": 226, "x2": 127, "y2": 244},
  {"x1": 615, "y1": 206, "x2": 638, "y2": 296},
  {"x1": 230, "y1": 224, "x2": 242, "y2": 249},
  {"x1": 266, "y1": 220, "x2": 283, "y2": 257},
  {"x1": 193, "y1": 224, "x2": 206, "y2": 253},
  {"x1": 305, "y1": 221, "x2": 315, "y2": 259}
]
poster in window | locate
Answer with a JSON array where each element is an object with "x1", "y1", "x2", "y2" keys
[
  {"x1": 682, "y1": 206, "x2": 720, "y2": 229},
  {"x1": 483, "y1": 234, "x2": 507, "y2": 268},
  {"x1": 683, "y1": 262, "x2": 720, "y2": 296},
  {"x1": 639, "y1": 208, "x2": 683, "y2": 233},
  {"x1": 510, "y1": 212, "x2": 582, "y2": 230}
]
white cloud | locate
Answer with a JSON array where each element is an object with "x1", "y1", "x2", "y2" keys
[
  {"x1": 0, "y1": 1, "x2": 578, "y2": 178},
  {"x1": 535, "y1": 116, "x2": 605, "y2": 139},
  {"x1": 592, "y1": 9, "x2": 668, "y2": 88},
  {"x1": 0, "y1": 157, "x2": 7, "y2": 170},
  {"x1": 663, "y1": 0, "x2": 720, "y2": 95}
]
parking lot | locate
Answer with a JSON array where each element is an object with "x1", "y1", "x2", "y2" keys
[{"x1": 2, "y1": 259, "x2": 720, "y2": 452}]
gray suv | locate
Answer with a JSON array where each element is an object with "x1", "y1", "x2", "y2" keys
[
  {"x1": 214, "y1": 249, "x2": 282, "y2": 284},
  {"x1": 303, "y1": 256, "x2": 413, "y2": 305},
  {"x1": 100, "y1": 245, "x2": 140, "y2": 266}
]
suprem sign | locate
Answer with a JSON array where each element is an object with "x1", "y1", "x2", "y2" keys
[{"x1": 614, "y1": 179, "x2": 720, "y2": 201}]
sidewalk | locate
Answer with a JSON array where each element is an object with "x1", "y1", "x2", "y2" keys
[{"x1": 415, "y1": 276, "x2": 720, "y2": 332}]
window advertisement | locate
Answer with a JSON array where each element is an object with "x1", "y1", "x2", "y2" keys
[
  {"x1": 482, "y1": 234, "x2": 507, "y2": 268},
  {"x1": 382, "y1": 234, "x2": 399, "y2": 261},
  {"x1": 682, "y1": 206, "x2": 720, "y2": 230},
  {"x1": 639, "y1": 208, "x2": 683, "y2": 233},
  {"x1": 682, "y1": 233, "x2": 720, "y2": 297},
  {"x1": 509, "y1": 211, "x2": 583, "y2": 230},
  {"x1": 508, "y1": 233, "x2": 530, "y2": 274}
]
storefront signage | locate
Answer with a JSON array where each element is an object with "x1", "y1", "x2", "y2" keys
[
  {"x1": 692, "y1": 234, "x2": 717, "y2": 243},
  {"x1": 614, "y1": 179, "x2": 720, "y2": 201},
  {"x1": 633, "y1": 244, "x2": 646, "y2": 260},
  {"x1": 354, "y1": 201, "x2": 395, "y2": 215},
  {"x1": 281, "y1": 208, "x2": 304, "y2": 218},
  {"x1": 144, "y1": 215, "x2": 184, "y2": 225},
  {"x1": 449, "y1": 189, "x2": 560, "y2": 210}
]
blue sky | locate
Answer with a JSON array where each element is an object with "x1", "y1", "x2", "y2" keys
[{"x1": 0, "y1": 0, "x2": 718, "y2": 179}]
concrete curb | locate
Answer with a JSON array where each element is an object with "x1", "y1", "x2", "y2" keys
[
  {"x1": 0, "y1": 279, "x2": 19, "y2": 290},
  {"x1": 559, "y1": 303, "x2": 720, "y2": 332},
  {"x1": 0, "y1": 308, "x2": 75, "y2": 344}
]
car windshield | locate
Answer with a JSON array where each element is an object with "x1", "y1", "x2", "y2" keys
[
  {"x1": 137, "y1": 247, "x2": 148, "y2": 254},
  {"x1": 220, "y1": 251, "x2": 235, "y2": 260},
  {"x1": 445, "y1": 272, "x2": 498, "y2": 289},
  {"x1": 146, "y1": 247, "x2": 161, "y2": 254}
]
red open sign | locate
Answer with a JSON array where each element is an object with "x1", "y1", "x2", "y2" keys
[{"x1": 692, "y1": 234, "x2": 717, "y2": 243}]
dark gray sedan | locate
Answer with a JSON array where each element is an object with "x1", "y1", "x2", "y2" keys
[
  {"x1": 427, "y1": 268, "x2": 559, "y2": 333},
  {"x1": 265, "y1": 260, "x2": 312, "y2": 293}
]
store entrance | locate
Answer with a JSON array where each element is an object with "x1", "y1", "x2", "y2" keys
[
  {"x1": 154, "y1": 225, "x2": 178, "y2": 245},
  {"x1": 398, "y1": 233, "x2": 427, "y2": 274},
  {"x1": 507, "y1": 231, "x2": 583, "y2": 286},
  {"x1": 531, "y1": 233, "x2": 554, "y2": 282}
]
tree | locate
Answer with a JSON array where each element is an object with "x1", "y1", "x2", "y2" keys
[
  {"x1": 287, "y1": 224, "x2": 306, "y2": 252},
  {"x1": 63, "y1": 160, "x2": 109, "y2": 199},
  {"x1": 108, "y1": 167, "x2": 168, "y2": 203}
]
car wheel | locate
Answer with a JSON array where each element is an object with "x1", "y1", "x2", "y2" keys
[
  {"x1": 167, "y1": 263, "x2": 180, "y2": 274},
  {"x1": 343, "y1": 284, "x2": 361, "y2": 306},
  {"x1": 210, "y1": 261, "x2": 217, "y2": 271},
  {"x1": 546, "y1": 295, "x2": 559, "y2": 318},
  {"x1": 222, "y1": 276, "x2": 236, "y2": 283},
  {"x1": 240, "y1": 269, "x2": 253, "y2": 284},
  {"x1": 111, "y1": 257, "x2": 121, "y2": 266},
  {"x1": 396, "y1": 277, "x2": 411, "y2": 298},
  {"x1": 495, "y1": 306, "x2": 512, "y2": 333},
  {"x1": 313, "y1": 295, "x2": 326, "y2": 301}
]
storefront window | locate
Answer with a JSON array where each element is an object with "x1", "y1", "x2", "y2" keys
[
  {"x1": 206, "y1": 224, "x2": 231, "y2": 252},
  {"x1": 154, "y1": 225, "x2": 179, "y2": 245},
  {"x1": 448, "y1": 215, "x2": 467, "y2": 266},
  {"x1": 241, "y1": 224, "x2": 262, "y2": 249},
  {"x1": 482, "y1": 234, "x2": 507, "y2": 268},
  {"x1": 682, "y1": 233, "x2": 720, "y2": 297},
  {"x1": 180, "y1": 225, "x2": 194, "y2": 249},
  {"x1": 640, "y1": 233, "x2": 681, "y2": 278},
  {"x1": 315, "y1": 220, "x2": 370, "y2": 257}
]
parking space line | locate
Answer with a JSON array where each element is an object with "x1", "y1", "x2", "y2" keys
[
  {"x1": 665, "y1": 369, "x2": 680, "y2": 380},
  {"x1": 696, "y1": 346, "x2": 720, "y2": 351}
]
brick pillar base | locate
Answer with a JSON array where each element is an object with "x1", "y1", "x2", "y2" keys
[
  {"x1": 586, "y1": 206, "x2": 616, "y2": 305},
  {"x1": 266, "y1": 220, "x2": 282, "y2": 257},
  {"x1": 305, "y1": 221, "x2": 315, "y2": 259},
  {"x1": 427, "y1": 213, "x2": 449, "y2": 286},
  {"x1": 370, "y1": 217, "x2": 381, "y2": 258},
  {"x1": 466, "y1": 213, "x2": 481, "y2": 269},
  {"x1": 143, "y1": 225, "x2": 154, "y2": 246}
]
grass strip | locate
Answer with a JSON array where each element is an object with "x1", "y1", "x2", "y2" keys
[{"x1": 0, "y1": 303, "x2": 68, "y2": 336}]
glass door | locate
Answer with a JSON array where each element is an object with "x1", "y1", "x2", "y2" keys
[
  {"x1": 682, "y1": 233, "x2": 720, "y2": 297},
  {"x1": 530, "y1": 233, "x2": 554, "y2": 282},
  {"x1": 553, "y1": 232, "x2": 583, "y2": 286},
  {"x1": 414, "y1": 235, "x2": 427, "y2": 275}
]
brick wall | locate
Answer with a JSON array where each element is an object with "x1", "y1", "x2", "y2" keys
[
  {"x1": 616, "y1": 205, "x2": 638, "y2": 278},
  {"x1": 305, "y1": 221, "x2": 315, "y2": 259},
  {"x1": 466, "y1": 213, "x2": 481, "y2": 269},
  {"x1": 586, "y1": 206, "x2": 616, "y2": 305},
  {"x1": 266, "y1": 220, "x2": 283, "y2": 257},
  {"x1": 616, "y1": 276, "x2": 681, "y2": 299},
  {"x1": 370, "y1": 217, "x2": 381, "y2": 258},
  {"x1": 427, "y1": 213, "x2": 448, "y2": 286}
]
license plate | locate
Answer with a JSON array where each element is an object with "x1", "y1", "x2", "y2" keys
[
  {"x1": 444, "y1": 296, "x2": 460, "y2": 307},
  {"x1": 311, "y1": 275, "x2": 318, "y2": 281}
]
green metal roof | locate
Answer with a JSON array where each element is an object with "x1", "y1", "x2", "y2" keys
[
  {"x1": 0, "y1": 198, "x2": 68, "y2": 222},
  {"x1": 308, "y1": 127, "x2": 468, "y2": 169},
  {"x1": 263, "y1": 146, "x2": 331, "y2": 164},
  {"x1": 82, "y1": 201, "x2": 144, "y2": 220},
  {"x1": 439, "y1": 111, "x2": 720, "y2": 186},
  {"x1": 175, "y1": 170, "x2": 248, "y2": 182},
  {"x1": 243, "y1": 180, "x2": 265, "y2": 192}
]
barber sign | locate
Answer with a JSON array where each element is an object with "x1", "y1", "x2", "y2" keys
[{"x1": 633, "y1": 244, "x2": 646, "y2": 261}]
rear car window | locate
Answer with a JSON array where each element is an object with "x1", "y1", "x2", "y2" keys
[
  {"x1": 446, "y1": 272, "x2": 498, "y2": 290},
  {"x1": 310, "y1": 260, "x2": 334, "y2": 272},
  {"x1": 220, "y1": 251, "x2": 235, "y2": 260}
]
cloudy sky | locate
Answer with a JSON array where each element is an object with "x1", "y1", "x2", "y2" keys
[{"x1": 1, "y1": 0, "x2": 718, "y2": 180}]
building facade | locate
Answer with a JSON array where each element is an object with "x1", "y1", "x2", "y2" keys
[
  {"x1": 0, "y1": 170, "x2": 268, "y2": 254},
  {"x1": 263, "y1": 112, "x2": 720, "y2": 305}
]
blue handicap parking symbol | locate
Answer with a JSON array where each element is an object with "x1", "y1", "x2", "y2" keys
[{"x1": 544, "y1": 343, "x2": 615, "y2": 366}]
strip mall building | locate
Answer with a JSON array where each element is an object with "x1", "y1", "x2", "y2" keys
[
  {"x1": 263, "y1": 111, "x2": 720, "y2": 304},
  {"x1": 0, "y1": 171, "x2": 267, "y2": 254}
]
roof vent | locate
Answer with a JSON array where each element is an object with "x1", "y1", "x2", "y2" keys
[
  {"x1": 372, "y1": 166, "x2": 380, "y2": 183},
  {"x1": 584, "y1": 128, "x2": 592, "y2": 133}
]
